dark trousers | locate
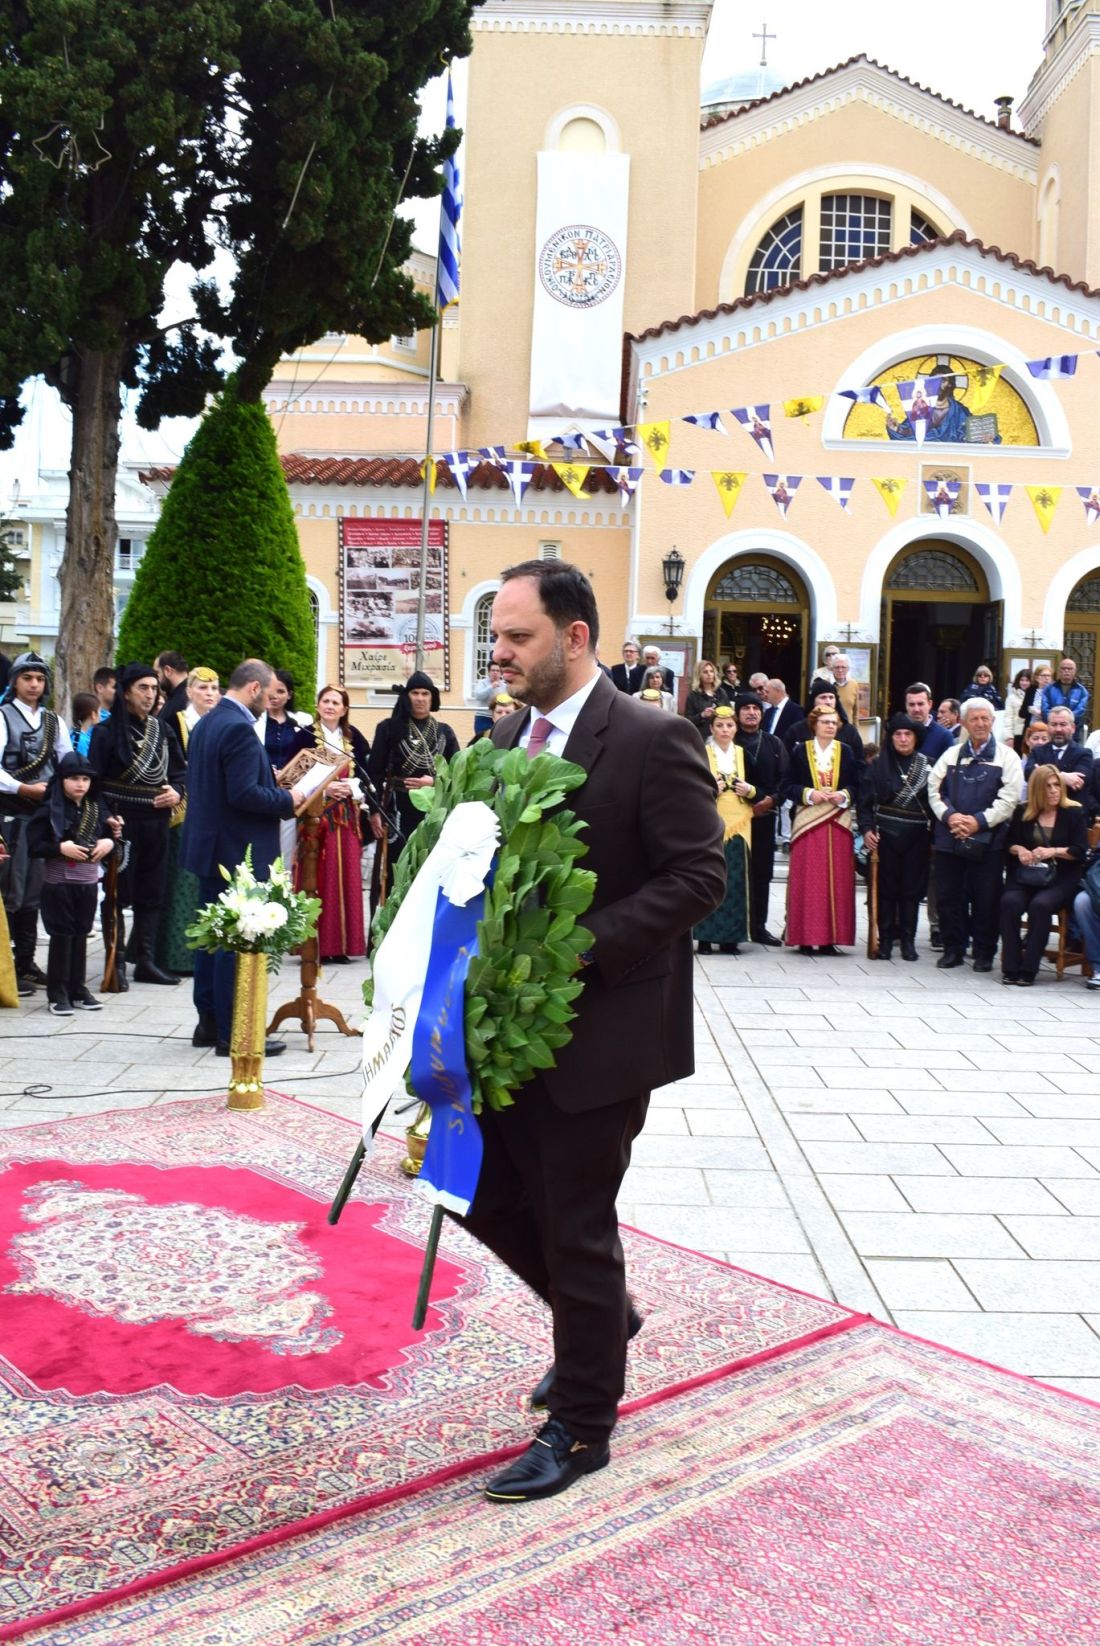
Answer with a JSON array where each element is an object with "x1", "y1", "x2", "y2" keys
[
  {"x1": 1000, "y1": 877, "x2": 1079, "y2": 977},
  {"x1": 877, "y1": 827, "x2": 930, "y2": 943},
  {"x1": 749, "y1": 813, "x2": 776, "y2": 935},
  {"x1": 41, "y1": 882, "x2": 98, "y2": 1005},
  {"x1": 192, "y1": 873, "x2": 236, "y2": 1041},
  {"x1": 117, "y1": 811, "x2": 170, "y2": 912},
  {"x1": 934, "y1": 849, "x2": 1005, "y2": 962},
  {"x1": 456, "y1": 1078, "x2": 648, "y2": 1443}
]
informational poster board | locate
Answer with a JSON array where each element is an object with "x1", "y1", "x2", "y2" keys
[{"x1": 339, "y1": 518, "x2": 448, "y2": 688}]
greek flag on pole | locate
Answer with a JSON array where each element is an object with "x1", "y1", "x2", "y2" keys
[
  {"x1": 1026, "y1": 354, "x2": 1077, "y2": 379},
  {"x1": 976, "y1": 482, "x2": 1013, "y2": 524},
  {"x1": 435, "y1": 71, "x2": 461, "y2": 310}
]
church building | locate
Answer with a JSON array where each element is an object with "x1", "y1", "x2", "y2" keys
[{"x1": 245, "y1": 0, "x2": 1100, "y2": 734}]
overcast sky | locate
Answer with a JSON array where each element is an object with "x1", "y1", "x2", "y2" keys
[{"x1": 3, "y1": 0, "x2": 1047, "y2": 495}]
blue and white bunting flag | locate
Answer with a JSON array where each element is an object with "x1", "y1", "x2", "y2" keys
[
  {"x1": 502, "y1": 460, "x2": 537, "y2": 506},
  {"x1": 895, "y1": 378, "x2": 942, "y2": 447},
  {"x1": 817, "y1": 476, "x2": 855, "y2": 512},
  {"x1": 976, "y1": 482, "x2": 1013, "y2": 524},
  {"x1": 553, "y1": 431, "x2": 590, "y2": 454},
  {"x1": 682, "y1": 411, "x2": 727, "y2": 434},
  {"x1": 438, "y1": 450, "x2": 473, "y2": 500},
  {"x1": 762, "y1": 473, "x2": 801, "y2": 518},
  {"x1": 607, "y1": 464, "x2": 644, "y2": 504},
  {"x1": 924, "y1": 477, "x2": 961, "y2": 519},
  {"x1": 435, "y1": 71, "x2": 461, "y2": 310},
  {"x1": 732, "y1": 405, "x2": 774, "y2": 462},
  {"x1": 837, "y1": 385, "x2": 888, "y2": 409},
  {"x1": 477, "y1": 445, "x2": 508, "y2": 469},
  {"x1": 1078, "y1": 485, "x2": 1100, "y2": 527},
  {"x1": 659, "y1": 468, "x2": 695, "y2": 486},
  {"x1": 1026, "y1": 354, "x2": 1078, "y2": 379}
]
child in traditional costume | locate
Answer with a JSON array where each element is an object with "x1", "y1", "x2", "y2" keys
[{"x1": 27, "y1": 753, "x2": 122, "y2": 1015}]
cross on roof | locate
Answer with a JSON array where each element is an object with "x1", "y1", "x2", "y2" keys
[{"x1": 753, "y1": 19, "x2": 776, "y2": 68}]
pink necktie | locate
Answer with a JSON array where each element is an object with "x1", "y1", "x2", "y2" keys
[{"x1": 526, "y1": 717, "x2": 554, "y2": 759}]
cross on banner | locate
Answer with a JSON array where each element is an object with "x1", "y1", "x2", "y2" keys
[
  {"x1": 753, "y1": 19, "x2": 776, "y2": 66},
  {"x1": 551, "y1": 236, "x2": 611, "y2": 303}
]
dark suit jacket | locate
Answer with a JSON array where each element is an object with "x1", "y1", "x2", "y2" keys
[
  {"x1": 1025, "y1": 740, "x2": 1093, "y2": 789},
  {"x1": 916, "y1": 719, "x2": 954, "y2": 764},
  {"x1": 180, "y1": 697, "x2": 295, "y2": 881},
  {"x1": 492, "y1": 672, "x2": 725, "y2": 1112},
  {"x1": 762, "y1": 699, "x2": 802, "y2": 743},
  {"x1": 610, "y1": 662, "x2": 645, "y2": 695}
]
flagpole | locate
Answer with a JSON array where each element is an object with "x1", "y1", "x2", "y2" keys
[{"x1": 414, "y1": 313, "x2": 440, "y2": 672}]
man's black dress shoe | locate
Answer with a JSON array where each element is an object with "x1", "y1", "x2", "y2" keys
[
  {"x1": 815, "y1": 944, "x2": 841, "y2": 957},
  {"x1": 484, "y1": 1417, "x2": 610, "y2": 1503},
  {"x1": 216, "y1": 1038, "x2": 287, "y2": 1057},
  {"x1": 531, "y1": 1304, "x2": 642, "y2": 1410},
  {"x1": 900, "y1": 940, "x2": 918, "y2": 962},
  {"x1": 929, "y1": 927, "x2": 943, "y2": 950},
  {"x1": 973, "y1": 958, "x2": 994, "y2": 973},
  {"x1": 754, "y1": 930, "x2": 783, "y2": 947},
  {"x1": 937, "y1": 952, "x2": 964, "y2": 969},
  {"x1": 192, "y1": 1012, "x2": 218, "y2": 1048}
]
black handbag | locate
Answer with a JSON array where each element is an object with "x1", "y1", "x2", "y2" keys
[{"x1": 1017, "y1": 860, "x2": 1057, "y2": 887}]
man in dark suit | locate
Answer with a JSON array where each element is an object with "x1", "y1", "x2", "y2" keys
[
  {"x1": 761, "y1": 678, "x2": 802, "y2": 743},
  {"x1": 467, "y1": 561, "x2": 725, "y2": 1504},
  {"x1": 1028, "y1": 706, "x2": 1093, "y2": 801},
  {"x1": 181, "y1": 659, "x2": 304, "y2": 1053},
  {"x1": 609, "y1": 640, "x2": 645, "y2": 695}
]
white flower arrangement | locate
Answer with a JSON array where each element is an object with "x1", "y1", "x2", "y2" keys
[{"x1": 187, "y1": 848, "x2": 320, "y2": 966}]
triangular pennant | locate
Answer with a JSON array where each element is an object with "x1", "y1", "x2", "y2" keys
[
  {"x1": 516, "y1": 439, "x2": 548, "y2": 461},
  {"x1": 610, "y1": 425, "x2": 641, "y2": 454},
  {"x1": 871, "y1": 477, "x2": 908, "y2": 517},
  {"x1": 420, "y1": 456, "x2": 437, "y2": 495},
  {"x1": 838, "y1": 385, "x2": 888, "y2": 410},
  {"x1": 1077, "y1": 485, "x2": 1100, "y2": 527},
  {"x1": 710, "y1": 470, "x2": 746, "y2": 519},
  {"x1": 784, "y1": 396, "x2": 825, "y2": 420},
  {"x1": 606, "y1": 465, "x2": 644, "y2": 505},
  {"x1": 1026, "y1": 485, "x2": 1062, "y2": 534},
  {"x1": 732, "y1": 405, "x2": 774, "y2": 462},
  {"x1": 682, "y1": 411, "x2": 727, "y2": 433},
  {"x1": 437, "y1": 451, "x2": 469, "y2": 501},
  {"x1": 894, "y1": 378, "x2": 941, "y2": 447},
  {"x1": 552, "y1": 431, "x2": 589, "y2": 454},
  {"x1": 636, "y1": 421, "x2": 671, "y2": 464},
  {"x1": 477, "y1": 445, "x2": 508, "y2": 469},
  {"x1": 1026, "y1": 355, "x2": 1078, "y2": 379},
  {"x1": 551, "y1": 461, "x2": 590, "y2": 500},
  {"x1": 975, "y1": 482, "x2": 1012, "y2": 524},
  {"x1": 817, "y1": 476, "x2": 855, "y2": 513},
  {"x1": 503, "y1": 460, "x2": 536, "y2": 507},
  {"x1": 923, "y1": 477, "x2": 961, "y2": 520},
  {"x1": 658, "y1": 468, "x2": 695, "y2": 486},
  {"x1": 967, "y1": 363, "x2": 1004, "y2": 414},
  {"x1": 762, "y1": 474, "x2": 802, "y2": 519}
]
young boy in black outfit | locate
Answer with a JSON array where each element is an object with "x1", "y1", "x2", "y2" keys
[{"x1": 27, "y1": 753, "x2": 122, "y2": 1015}]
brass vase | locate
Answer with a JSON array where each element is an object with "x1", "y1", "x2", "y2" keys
[
  {"x1": 400, "y1": 1102, "x2": 432, "y2": 1177},
  {"x1": 228, "y1": 950, "x2": 268, "y2": 1110}
]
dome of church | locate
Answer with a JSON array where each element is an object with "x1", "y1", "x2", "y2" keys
[{"x1": 702, "y1": 64, "x2": 786, "y2": 118}]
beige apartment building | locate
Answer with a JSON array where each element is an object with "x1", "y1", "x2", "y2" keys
[{"x1": 252, "y1": 0, "x2": 1100, "y2": 736}]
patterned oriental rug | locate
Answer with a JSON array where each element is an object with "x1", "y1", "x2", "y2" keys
[
  {"x1": 0, "y1": 1094, "x2": 856, "y2": 1641},
  {"x1": 26, "y1": 1324, "x2": 1100, "y2": 1646}
]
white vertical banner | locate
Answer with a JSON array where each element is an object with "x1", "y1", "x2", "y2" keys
[{"x1": 529, "y1": 151, "x2": 630, "y2": 422}]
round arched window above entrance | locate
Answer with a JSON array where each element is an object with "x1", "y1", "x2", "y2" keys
[
  {"x1": 881, "y1": 541, "x2": 999, "y2": 716},
  {"x1": 1064, "y1": 572, "x2": 1100, "y2": 695},
  {"x1": 703, "y1": 555, "x2": 810, "y2": 692}
]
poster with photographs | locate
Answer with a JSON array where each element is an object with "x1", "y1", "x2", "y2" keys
[{"x1": 340, "y1": 518, "x2": 448, "y2": 688}]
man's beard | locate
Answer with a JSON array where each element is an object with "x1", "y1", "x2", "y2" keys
[{"x1": 508, "y1": 634, "x2": 567, "y2": 707}]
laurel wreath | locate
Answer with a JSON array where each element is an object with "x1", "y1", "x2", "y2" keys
[{"x1": 363, "y1": 738, "x2": 596, "y2": 1113}]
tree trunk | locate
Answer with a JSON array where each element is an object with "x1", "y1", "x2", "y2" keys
[{"x1": 55, "y1": 345, "x2": 124, "y2": 719}]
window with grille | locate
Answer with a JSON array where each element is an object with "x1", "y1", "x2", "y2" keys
[
  {"x1": 819, "y1": 194, "x2": 892, "y2": 271},
  {"x1": 745, "y1": 208, "x2": 803, "y2": 295},
  {"x1": 910, "y1": 209, "x2": 939, "y2": 245},
  {"x1": 473, "y1": 589, "x2": 498, "y2": 682}
]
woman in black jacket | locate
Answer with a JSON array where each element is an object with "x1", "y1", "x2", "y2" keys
[{"x1": 1000, "y1": 764, "x2": 1087, "y2": 986}]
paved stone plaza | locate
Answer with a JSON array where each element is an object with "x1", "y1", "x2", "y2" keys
[{"x1": 3, "y1": 902, "x2": 1100, "y2": 1402}]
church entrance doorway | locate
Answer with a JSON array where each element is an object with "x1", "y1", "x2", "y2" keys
[
  {"x1": 1063, "y1": 571, "x2": 1100, "y2": 694},
  {"x1": 879, "y1": 543, "x2": 1001, "y2": 717},
  {"x1": 701, "y1": 556, "x2": 810, "y2": 694}
]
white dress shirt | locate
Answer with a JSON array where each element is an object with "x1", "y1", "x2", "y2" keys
[
  {"x1": 518, "y1": 670, "x2": 604, "y2": 757},
  {"x1": 0, "y1": 700, "x2": 73, "y2": 793}
]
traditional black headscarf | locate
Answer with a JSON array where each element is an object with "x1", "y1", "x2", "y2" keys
[
  {"x1": 870, "y1": 712, "x2": 927, "y2": 800},
  {"x1": 807, "y1": 679, "x2": 850, "y2": 723},
  {"x1": 390, "y1": 670, "x2": 441, "y2": 719},
  {"x1": 46, "y1": 751, "x2": 102, "y2": 845},
  {"x1": 734, "y1": 692, "x2": 766, "y2": 714},
  {"x1": 109, "y1": 662, "x2": 162, "y2": 766}
]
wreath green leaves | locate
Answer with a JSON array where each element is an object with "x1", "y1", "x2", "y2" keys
[{"x1": 363, "y1": 738, "x2": 595, "y2": 1112}]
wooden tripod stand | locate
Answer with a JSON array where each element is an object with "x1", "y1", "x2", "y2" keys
[{"x1": 267, "y1": 798, "x2": 358, "y2": 1052}]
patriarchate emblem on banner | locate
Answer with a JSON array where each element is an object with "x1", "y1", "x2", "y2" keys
[
  {"x1": 683, "y1": 411, "x2": 726, "y2": 433},
  {"x1": 967, "y1": 364, "x2": 1004, "y2": 414},
  {"x1": 1026, "y1": 485, "x2": 1062, "y2": 534},
  {"x1": 976, "y1": 482, "x2": 1012, "y2": 524},
  {"x1": 871, "y1": 477, "x2": 908, "y2": 517},
  {"x1": 763, "y1": 474, "x2": 801, "y2": 518},
  {"x1": 1078, "y1": 485, "x2": 1100, "y2": 526},
  {"x1": 551, "y1": 462, "x2": 590, "y2": 500},
  {"x1": 658, "y1": 468, "x2": 695, "y2": 486},
  {"x1": 894, "y1": 378, "x2": 941, "y2": 446},
  {"x1": 784, "y1": 396, "x2": 825, "y2": 420},
  {"x1": 538, "y1": 223, "x2": 623, "y2": 309},
  {"x1": 637, "y1": 421, "x2": 671, "y2": 464},
  {"x1": 817, "y1": 476, "x2": 855, "y2": 512},
  {"x1": 711, "y1": 470, "x2": 746, "y2": 518},
  {"x1": 732, "y1": 405, "x2": 774, "y2": 462},
  {"x1": 923, "y1": 477, "x2": 961, "y2": 520}
]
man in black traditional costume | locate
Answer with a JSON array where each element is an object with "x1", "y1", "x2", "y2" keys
[{"x1": 0, "y1": 651, "x2": 73, "y2": 986}]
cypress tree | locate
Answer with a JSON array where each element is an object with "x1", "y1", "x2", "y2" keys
[{"x1": 118, "y1": 390, "x2": 315, "y2": 691}]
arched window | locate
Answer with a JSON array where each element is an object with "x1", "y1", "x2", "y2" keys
[
  {"x1": 473, "y1": 589, "x2": 497, "y2": 684},
  {"x1": 819, "y1": 194, "x2": 892, "y2": 271},
  {"x1": 745, "y1": 208, "x2": 803, "y2": 295},
  {"x1": 910, "y1": 210, "x2": 939, "y2": 245}
]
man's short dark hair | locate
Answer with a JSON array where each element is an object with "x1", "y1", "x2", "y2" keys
[
  {"x1": 228, "y1": 659, "x2": 274, "y2": 690},
  {"x1": 157, "y1": 651, "x2": 188, "y2": 674},
  {"x1": 905, "y1": 682, "x2": 933, "y2": 699},
  {"x1": 940, "y1": 697, "x2": 961, "y2": 715},
  {"x1": 500, "y1": 560, "x2": 599, "y2": 649},
  {"x1": 93, "y1": 666, "x2": 116, "y2": 687}
]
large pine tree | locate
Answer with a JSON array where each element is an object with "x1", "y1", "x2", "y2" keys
[{"x1": 117, "y1": 390, "x2": 315, "y2": 691}]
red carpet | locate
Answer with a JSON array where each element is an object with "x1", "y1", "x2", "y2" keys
[
  {"x1": 0, "y1": 1094, "x2": 854, "y2": 1640},
  {"x1": 26, "y1": 1325, "x2": 1100, "y2": 1646}
]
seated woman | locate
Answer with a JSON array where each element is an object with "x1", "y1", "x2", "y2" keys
[
  {"x1": 693, "y1": 705, "x2": 752, "y2": 957},
  {"x1": 1000, "y1": 764, "x2": 1087, "y2": 986},
  {"x1": 783, "y1": 705, "x2": 860, "y2": 955},
  {"x1": 858, "y1": 713, "x2": 932, "y2": 961},
  {"x1": 296, "y1": 685, "x2": 371, "y2": 963}
]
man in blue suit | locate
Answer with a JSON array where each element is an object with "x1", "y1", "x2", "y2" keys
[{"x1": 181, "y1": 659, "x2": 304, "y2": 1053}]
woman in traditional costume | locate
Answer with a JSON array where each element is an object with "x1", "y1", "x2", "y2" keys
[
  {"x1": 858, "y1": 713, "x2": 932, "y2": 961},
  {"x1": 783, "y1": 706, "x2": 859, "y2": 955},
  {"x1": 694, "y1": 705, "x2": 752, "y2": 956},
  {"x1": 366, "y1": 672, "x2": 458, "y2": 917},
  {"x1": 157, "y1": 666, "x2": 219, "y2": 973},
  {"x1": 295, "y1": 685, "x2": 371, "y2": 963}
]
